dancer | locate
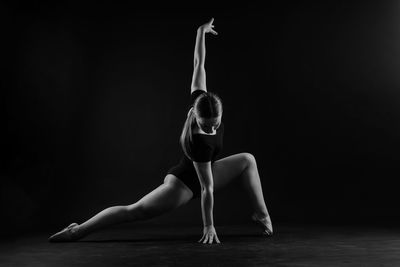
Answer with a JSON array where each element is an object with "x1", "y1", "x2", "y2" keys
[{"x1": 49, "y1": 18, "x2": 272, "y2": 245}]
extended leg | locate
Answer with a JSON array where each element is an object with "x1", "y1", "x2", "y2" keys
[
  {"x1": 77, "y1": 176, "x2": 192, "y2": 237},
  {"x1": 74, "y1": 205, "x2": 131, "y2": 239},
  {"x1": 49, "y1": 175, "x2": 193, "y2": 241}
]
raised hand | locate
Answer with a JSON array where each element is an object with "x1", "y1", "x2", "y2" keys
[
  {"x1": 199, "y1": 18, "x2": 218, "y2": 35},
  {"x1": 198, "y1": 225, "x2": 221, "y2": 244}
]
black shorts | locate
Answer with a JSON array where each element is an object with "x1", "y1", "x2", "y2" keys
[{"x1": 167, "y1": 157, "x2": 202, "y2": 199}]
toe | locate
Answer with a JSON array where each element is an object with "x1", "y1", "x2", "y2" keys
[{"x1": 48, "y1": 223, "x2": 79, "y2": 242}]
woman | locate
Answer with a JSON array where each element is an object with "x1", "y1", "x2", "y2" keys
[{"x1": 49, "y1": 18, "x2": 273, "y2": 245}]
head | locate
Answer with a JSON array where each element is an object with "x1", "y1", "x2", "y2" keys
[
  {"x1": 193, "y1": 92, "x2": 223, "y2": 134},
  {"x1": 180, "y1": 91, "x2": 223, "y2": 160}
]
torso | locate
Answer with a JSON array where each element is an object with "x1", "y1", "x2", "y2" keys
[{"x1": 189, "y1": 122, "x2": 223, "y2": 164}]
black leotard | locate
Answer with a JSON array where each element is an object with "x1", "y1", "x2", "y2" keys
[{"x1": 167, "y1": 90, "x2": 224, "y2": 199}]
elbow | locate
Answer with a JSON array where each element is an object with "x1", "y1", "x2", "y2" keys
[
  {"x1": 193, "y1": 62, "x2": 204, "y2": 71},
  {"x1": 201, "y1": 186, "x2": 214, "y2": 194}
]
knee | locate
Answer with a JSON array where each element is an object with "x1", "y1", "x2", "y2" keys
[
  {"x1": 241, "y1": 152, "x2": 257, "y2": 168},
  {"x1": 126, "y1": 203, "x2": 147, "y2": 221}
]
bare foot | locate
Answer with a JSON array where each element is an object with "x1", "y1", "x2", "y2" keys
[
  {"x1": 251, "y1": 213, "x2": 273, "y2": 236},
  {"x1": 48, "y1": 223, "x2": 82, "y2": 242}
]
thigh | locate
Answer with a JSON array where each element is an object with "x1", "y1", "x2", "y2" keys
[
  {"x1": 212, "y1": 152, "x2": 253, "y2": 192},
  {"x1": 133, "y1": 174, "x2": 193, "y2": 216}
]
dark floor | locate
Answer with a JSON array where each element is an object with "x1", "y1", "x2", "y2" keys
[{"x1": 1, "y1": 222, "x2": 400, "y2": 267}]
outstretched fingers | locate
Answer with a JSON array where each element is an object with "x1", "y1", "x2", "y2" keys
[
  {"x1": 198, "y1": 233, "x2": 208, "y2": 243},
  {"x1": 198, "y1": 233, "x2": 221, "y2": 244},
  {"x1": 209, "y1": 18, "x2": 218, "y2": 35},
  {"x1": 202, "y1": 17, "x2": 218, "y2": 35}
]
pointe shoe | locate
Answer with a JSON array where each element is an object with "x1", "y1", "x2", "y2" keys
[
  {"x1": 48, "y1": 223, "x2": 80, "y2": 242},
  {"x1": 251, "y1": 213, "x2": 273, "y2": 236}
]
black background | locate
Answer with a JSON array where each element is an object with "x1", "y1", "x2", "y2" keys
[{"x1": 2, "y1": 1, "x2": 400, "y2": 235}]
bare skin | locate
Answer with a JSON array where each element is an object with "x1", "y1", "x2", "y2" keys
[
  {"x1": 195, "y1": 116, "x2": 222, "y2": 135},
  {"x1": 190, "y1": 18, "x2": 220, "y2": 243},
  {"x1": 49, "y1": 152, "x2": 272, "y2": 243},
  {"x1": 48, "y1": 18, "x2": 272, "y2": 244}
]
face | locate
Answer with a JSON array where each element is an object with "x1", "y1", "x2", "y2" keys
[{"x1": 196, "y1": 116, "x2": 222, "y2": 134}]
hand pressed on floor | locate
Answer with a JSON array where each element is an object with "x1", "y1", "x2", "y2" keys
[{"x1": 198, "y1": 225, "x2": 221, "y2": 244}]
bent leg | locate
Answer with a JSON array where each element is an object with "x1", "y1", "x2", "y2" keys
[
  {"x1": 75, "y1": 175, "x2": 193, "y2": 238},
  {"x1": 212, "y1": 153, "x2": 270, "y2": 218}
]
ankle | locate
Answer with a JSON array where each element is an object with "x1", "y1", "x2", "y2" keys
[
  {"x1": 71, "y1": 224, "x2": 83, "y2": 239},
  {"x1": 255, "y1": 211, "x2": 269, "y2": 220}
]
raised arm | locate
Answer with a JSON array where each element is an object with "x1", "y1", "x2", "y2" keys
[{"x1": 191, "y1": 18, "x2": 218, "y2": 94}]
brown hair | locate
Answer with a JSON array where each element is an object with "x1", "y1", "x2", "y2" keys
[{"x1": 180, "y1": 92, "x2": 223, "y2": 160}]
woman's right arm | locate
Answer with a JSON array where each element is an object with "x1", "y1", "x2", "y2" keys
[
  {"x1": 193, "y1": 161, "x2": 221, "y2": 244},
  {"x1": 191, "y1": 18, "x2": 218, "y2": 94}
]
